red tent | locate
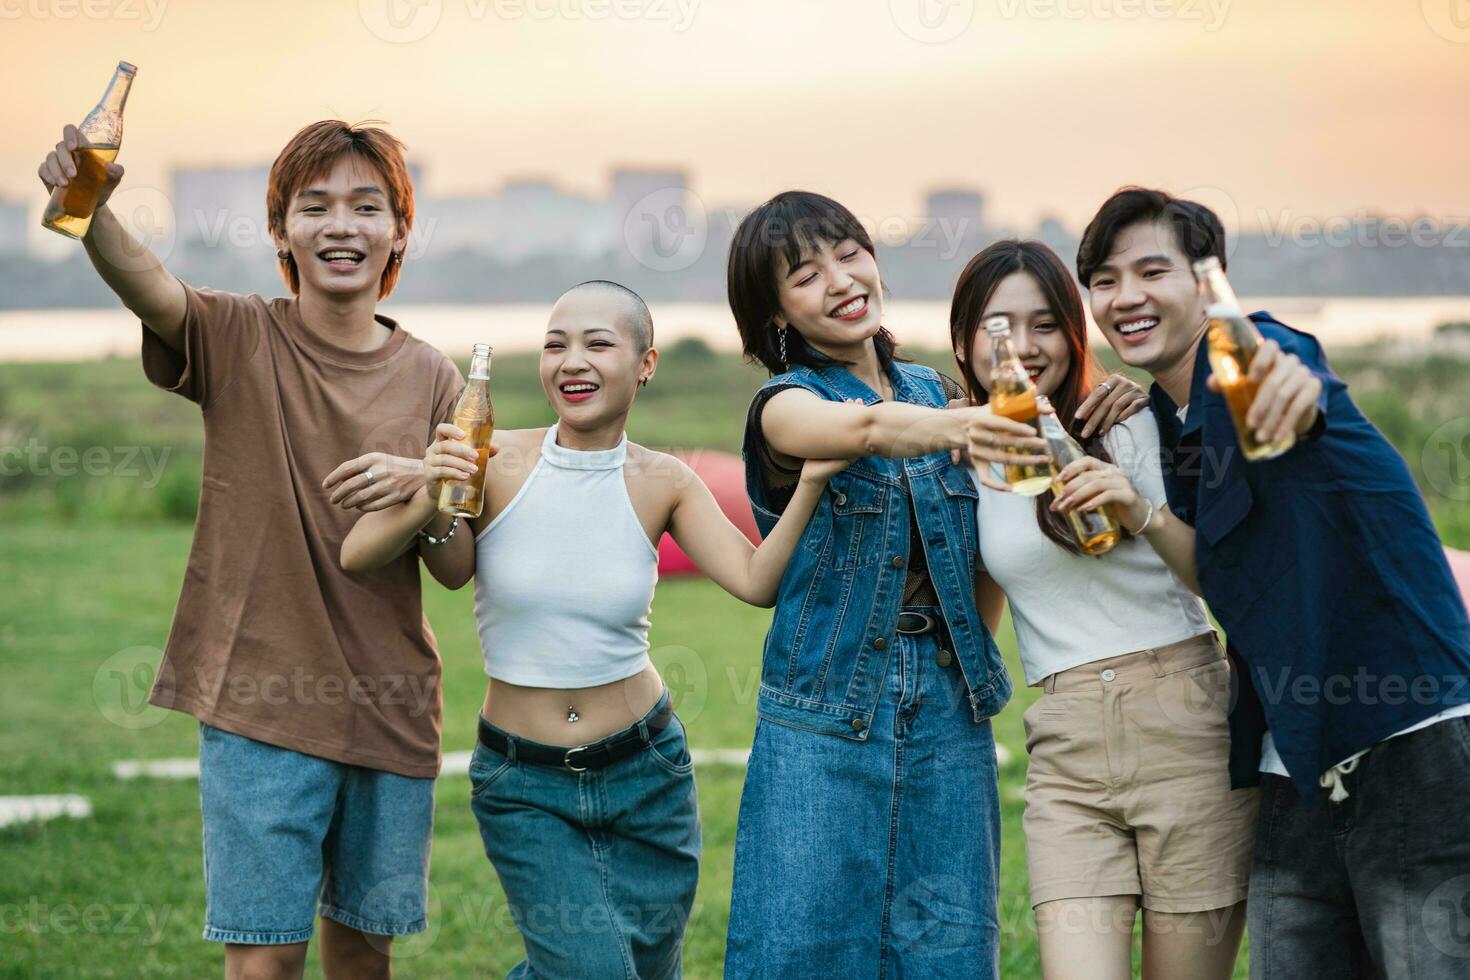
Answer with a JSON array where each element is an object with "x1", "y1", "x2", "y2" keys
[{"x1": 658, "y1": 449, "x2": 759, "y2": 577}]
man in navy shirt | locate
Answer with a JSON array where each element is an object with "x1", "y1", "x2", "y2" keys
[{"x1": 1074, "y1": 187, "x2": 1470, "y2": 979}]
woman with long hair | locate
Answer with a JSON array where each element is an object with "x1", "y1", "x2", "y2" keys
[
  {"x1": 950, "y1": 239, "x2": 1257, "y2": 980},
  {"x1": 722, "y1": 192, "x2": 1142, "y2": 978}
]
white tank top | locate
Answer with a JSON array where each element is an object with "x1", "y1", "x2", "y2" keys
[{"x1": 472, "y1": 424, "x2": 658, "y2": 687}]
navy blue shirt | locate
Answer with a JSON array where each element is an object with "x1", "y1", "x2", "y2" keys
[{"x1": 1150, "y1": 313, "x2": 1470, "y2": 805}]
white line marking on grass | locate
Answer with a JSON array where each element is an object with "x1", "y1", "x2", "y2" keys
[
  {"x1": 113, "y1": 743, "x2": 1014, "y2": 779},
  {"x1": 0, "y1": 795, "x2": 92, "y2": 829}
]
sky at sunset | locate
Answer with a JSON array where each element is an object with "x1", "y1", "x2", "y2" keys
[{"x1": 6, "y1": 0, "x2": 1469, "y2": 248}]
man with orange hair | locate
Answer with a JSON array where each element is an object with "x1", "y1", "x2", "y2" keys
[{"x1": 38, "y1": 120, "x2": 463, "y2": 979}]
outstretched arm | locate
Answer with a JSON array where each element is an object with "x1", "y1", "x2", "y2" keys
[
  {"x1": 39, "y1": 124, "x2": 186, "y2": 349},
  {"x1": 667, "y1": 457, "x2": 847, "y2": 607},
  {"x1": 761, "y1": 388, "x2": 1047, "y2": 480}
]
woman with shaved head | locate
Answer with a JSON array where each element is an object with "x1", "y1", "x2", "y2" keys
[{"x1": 342, "y1": 280, "x2": 844, "y2": 978}]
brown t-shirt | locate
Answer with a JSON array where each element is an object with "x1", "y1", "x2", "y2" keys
[{"x1": 141, "y1": 284, "x2": 463, "y2": 778}]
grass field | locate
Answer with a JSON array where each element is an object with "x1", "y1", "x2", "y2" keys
[{"x1": 2, "y1": 336, "x2": 1465, "y2": 977}]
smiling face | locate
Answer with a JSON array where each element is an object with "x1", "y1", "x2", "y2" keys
[
  {"x1": 963, "y1": 271, "x2": 1072, "y2": 399},
  {"x1": 280, "y1": 155, "x2": 405, "y2": 302},
  {"x1": 1086, "y1": 218, "x2": 1206, "y2": 374},
  {"x1": 773, "y1": 237, "x2": 885, "y2": 357},
  {"x1": 540, "y1": 289, "x2": 657, "y2": 427}
]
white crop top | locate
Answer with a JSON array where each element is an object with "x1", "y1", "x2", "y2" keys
[
  {"x1": 472, "y1": 424, "x2": 658, "y2": 687},
  {"x1": 976, "y1": 410, "x2": 1214, "y2": 686}
]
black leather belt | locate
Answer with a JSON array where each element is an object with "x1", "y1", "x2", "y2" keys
[
  {"x1": 896, "y1": 611, "x2": 938, "y2": 635},
  {"x1": 477, "y1": 700, "x2": 674, "y2": 773}
]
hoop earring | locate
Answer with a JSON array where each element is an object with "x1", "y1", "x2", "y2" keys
[
  {"x1": 275, "y1": 248, "x2": 289, "y2": 260},
  {"x1": 639, "y1": 378, "x2": 648, "y2": 388}
]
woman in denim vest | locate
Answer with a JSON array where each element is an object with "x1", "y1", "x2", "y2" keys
[{"x1": 721, "y1": 192, "x2": 1141, "y2": 978}]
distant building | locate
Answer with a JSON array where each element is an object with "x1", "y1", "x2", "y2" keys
[
  {"x1": 925, "y1": 188, "x2": 987, "y2": 248},
  {"x1": 0, "y1": 197, "x2": 28, "y2": 256},
  {"x1": 611, "y1": 168, "x2": 692, "y2": 269},
  {"x1": 415, "y1": 179, "x2": 608, "y2": 263},
  {"x1": 171, "y1": 164, "x2": 273, "y2": 256}
]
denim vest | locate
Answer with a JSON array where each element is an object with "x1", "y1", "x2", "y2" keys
[
  {"x1": 1151, "y1": 314, "x2": 1470, "y2": 805},
  {"x1": 741, "y1": 360, "x2": 1013, "y2": 740}
]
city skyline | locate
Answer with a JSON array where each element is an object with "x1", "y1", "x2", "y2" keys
[{"x1": 6, "y1": 0, "x2": 1470, "y2": 263}]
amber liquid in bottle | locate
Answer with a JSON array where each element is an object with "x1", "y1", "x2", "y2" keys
[
  {"x1": 438, "y1": 344, "x2": 495, "y2": 518},
  {"x1": 1194, "y1": 257, "x2": 1295, "y2": 462},
  {"x1": 43, "y1": 61, "x2": 135, "y2": 240},
  {"x1": 985, "y1": 315, "x2": 1054, "y2": 496}
]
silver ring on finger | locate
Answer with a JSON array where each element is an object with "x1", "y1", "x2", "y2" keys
[
  {"x1": 1099, "y1": 381, "x2": 1114, "y2": 393},
  {"x1": 363, "y1": 469, "x2": 376, "y2": 485}
]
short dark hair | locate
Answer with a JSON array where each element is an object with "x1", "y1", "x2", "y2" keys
[
  {"x1": 727, "y1": 190, "x2": 901, "y2": 376},
  {"x1": 566, "y1": 279, "x2": 654, "y2": 352},
  {"x1": 1076, "y1": 187, "x2": 1226, "y2": 288}
]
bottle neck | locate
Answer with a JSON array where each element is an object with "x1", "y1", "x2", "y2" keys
[
  {"x1": 467, "y1": 353, "x2": 492, "y2": 381},
  {"x1": 1199, "y1": 265, "x2": 1243, "y2": 316},
  {"x1": 100, "y1": 69, "x2": 134, "y2": 117}
]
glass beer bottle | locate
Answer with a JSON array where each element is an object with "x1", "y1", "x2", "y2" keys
[
  {"x1": 438, "y1": 344, "x2": 495, "y2": 518},
  {"x1": 985, "y1": 315, "x2": 1055, "y2": 496},
  {"x1": 1038, "y1": 396, "x2": 1120, "y2": 556},
  {"x1": 43, "y1": 61, "x2": 137, "y2": 240},
  {"x1": 1193, "y1": 256, "x2": 1295, "y2": 461}
]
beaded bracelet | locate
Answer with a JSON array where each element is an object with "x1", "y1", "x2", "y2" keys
[{"x1": 418, "y1": 516, "x2": 460, "y2": 546}]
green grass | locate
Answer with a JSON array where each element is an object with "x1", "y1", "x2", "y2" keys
[
  {"x1": 6, "y1": 340, "x2": 1462, "y2": 976},
  {"x1": 0, "y1": 522, "x2": 1243, "y2": 978}
]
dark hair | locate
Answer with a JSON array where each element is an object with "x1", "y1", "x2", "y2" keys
[
  {"x1": 949, "y1": 239, "x2": 1132, "y2": 556},
  {"x1": 727, "y1": 190, "x2": 903, "y2": 376},
  {"x1": 1076, "y1": 186, "x2": 1226, "y2": 289}
]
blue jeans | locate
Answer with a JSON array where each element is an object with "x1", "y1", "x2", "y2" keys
[
  {"x1": 468, "y1": 689, "x2": 701, "y2": 979},
  {"x1": 725, "y1": 612, "x2": 1003, "y2": 978},
  {"x1": 197, "y1": 722, "x2": 435, "y2": 944}
]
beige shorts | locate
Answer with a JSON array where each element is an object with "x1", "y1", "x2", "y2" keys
[{"x1": 1021, "y1": 632, "x2": 1259, "y2": 913}]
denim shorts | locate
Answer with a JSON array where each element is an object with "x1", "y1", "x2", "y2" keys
[
  {"x1": 468, "y1": 688, "x2": 701, "y2": 980},
  {"x1": 197, "y1": 722, "x2": 436, "y2": 945}
]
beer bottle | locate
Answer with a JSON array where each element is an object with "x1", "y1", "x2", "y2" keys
[
  {"x1": 985, "y1": 315, "x2": 1054, "y2": 496},
  {"x1": 438, "y1": 344, "x2": 495, "y2": 518},
  {"x1": 1038, "y1": 396, "x2": 1120, "y2": 556},
  {"x1": 43, "y1": 61, "x2": 137, "y2": 240},
  {"x1": 1193, "y1": 256, "x2": 1295, "y2": 461}
]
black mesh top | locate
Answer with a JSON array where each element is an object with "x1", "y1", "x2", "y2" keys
[{"x1": 751, "y1": 372, "x2": 968, "y2": 608}]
